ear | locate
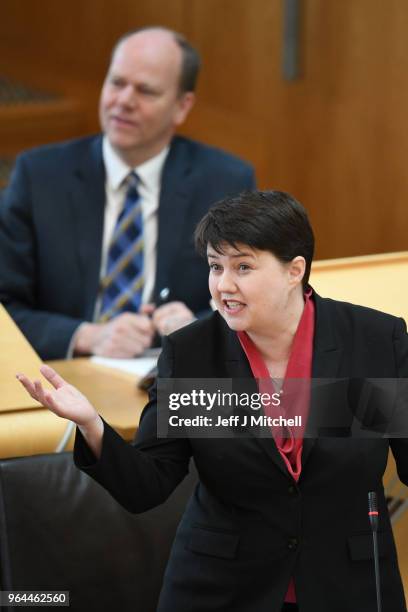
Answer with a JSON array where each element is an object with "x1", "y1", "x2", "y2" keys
[
  {"x1": 288, "y1": 256, "x2": 306, "y2": 287},
  {"x1": 173, "y1": 92, "x2": 195, "y2": 126}
]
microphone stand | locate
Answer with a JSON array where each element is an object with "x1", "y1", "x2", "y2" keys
[{"x1": 368, "y1": 491, "x2": 382, "y2": 612}]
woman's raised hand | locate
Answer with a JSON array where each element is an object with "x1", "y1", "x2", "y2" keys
[{"x1": 17, "y1": 364, "x2": 98, "y2": 427}]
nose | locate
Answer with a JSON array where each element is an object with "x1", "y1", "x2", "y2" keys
[
  {"x1": 117, "y1": 84, "x2": 136, "y2": 107},
  {"x1": 217, "y1": 269, "x2": 236, "y2": 294}
]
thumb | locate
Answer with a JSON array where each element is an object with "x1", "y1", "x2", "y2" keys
[{"x1": 140, "y1": 303, "x2": 155, "y2": 316}]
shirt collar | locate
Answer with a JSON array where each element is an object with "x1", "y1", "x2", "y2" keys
[{"x1": 102, "y1": 136, "x2": 170, "y2": 192}]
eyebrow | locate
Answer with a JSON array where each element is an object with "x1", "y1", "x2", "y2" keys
[
  {"x1": 108, "y1": 72, "x2": 160, "y2": 90},
  {"x1": 207, "y1": 251, "x2": 255, "y2": 259}
]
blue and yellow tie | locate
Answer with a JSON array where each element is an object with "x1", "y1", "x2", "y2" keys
[{"x1": 99, "y1": 172, "x2": 144, "y2": 322}]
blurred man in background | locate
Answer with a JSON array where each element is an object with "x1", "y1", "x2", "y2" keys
[{"x1": 0, "y1": 27, "x2": 255, "y2": 360}]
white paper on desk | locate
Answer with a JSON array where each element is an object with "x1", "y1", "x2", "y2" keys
[{"x1": 91, "y1": 355, "x2": 158, "y2": 378}]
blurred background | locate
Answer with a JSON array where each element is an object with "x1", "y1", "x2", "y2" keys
[{"x1": 1, "y1": 0, "x2": 407, "y2": 260}]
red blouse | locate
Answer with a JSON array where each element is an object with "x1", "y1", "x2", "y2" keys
[{"x1": 237, "y1": 291, "x2": 315, "y2": 603}]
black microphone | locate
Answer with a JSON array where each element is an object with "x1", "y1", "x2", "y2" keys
[
  {"x1": 368, "y1": 491, "x2": 382, "y2": 612},
  {"x1": 368, "y1": 491, "x2": 379, "y2": 530}
]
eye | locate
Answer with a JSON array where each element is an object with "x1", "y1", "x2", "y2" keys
[
  {"x1": 109, "y1": 76, "x2": 126, "y2": 88},
  {"x1": 238, "y1": 263, "x2": 251, "y2": 271},
  {"x1": 209, "y1": 262, "x2": 221, "y2": 272},
  {"x1": 138, "y1": 85, "x2": 158, "y2": 96}
]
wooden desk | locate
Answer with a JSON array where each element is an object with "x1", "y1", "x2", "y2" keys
[
  {"x1": 311, "y1": 251, "x2": 408, "y2": 320},
  {"x1": 0, "y1": 359, "x2": 147, "y2": 459},
  {"x1": 49, "y1": 359, "x2": 147, "y2": 438}
]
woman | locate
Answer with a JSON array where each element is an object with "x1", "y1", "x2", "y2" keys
[{"x1": 18, "y1": 191, "x2": 408, "y2": 612}]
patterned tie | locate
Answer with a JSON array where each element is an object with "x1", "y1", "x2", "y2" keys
[{"x1": 99, "y1": 171, "x2": 144, "y2": 322}]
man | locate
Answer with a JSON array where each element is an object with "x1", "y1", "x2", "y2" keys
[{"x1": 0, "y1": 27, "x2": 255, "y2": 360}]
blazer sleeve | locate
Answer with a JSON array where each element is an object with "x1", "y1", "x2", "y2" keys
[
  {"x1": 0, "y1": 155, "x2": 84, "y2": 359},
  {"x1": 389, "y1": 317, "x2": 408, "y2": 486},
  {"x1": 74, "y1": 336, "x2": 192, "y2": 513}
]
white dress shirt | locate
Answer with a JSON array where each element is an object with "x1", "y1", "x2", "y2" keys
[{"x1": 98, "y1": 136, "x2": 170, "y2": 313}]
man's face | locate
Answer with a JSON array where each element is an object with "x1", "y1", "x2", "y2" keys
[{"x1": 99, "y1": 30, "x2": 194, "y2": 165}]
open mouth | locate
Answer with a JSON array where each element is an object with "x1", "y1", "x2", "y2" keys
[{"x1": 222, "y1": 299, "x2": 246, "y2": 314}]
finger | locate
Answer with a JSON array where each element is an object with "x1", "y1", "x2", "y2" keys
[
  {"x1": 155, "y1": 301, "x2": 184, "y2": 314},
  {"x1": 114, "y1": 313, "x2": 154, "y2": 336},
  {"x1": 95, "y1": 334, "x2": 147, "y2": 358},
  {"x1": 161, "y1": 319, "x2": 179, "y2": 335},
  {"x1": 16, "y1": 373, "x2": 39, "y2": 400},
  {"x1": 152, "y1": 309, "x2": 169, "y2": 326},
  {"x1": 153, "y1": 309, "x2": 184, "y2": 329},
  {"x1": 154, "y1": 303, "x2": 191, "y2": 323},
  {"x1": 118, "y1": 333, "x2": 152, "y2": 355},
  {"x1": 160, "y1": 315, "x2": 193, "y2": 336},
  {"x1": 40, "y1": 364, "x2": 66, "y2": 389},
  {"x1": 34, "y1": 379, "x2": 52, "y2": 408},
  {"x1": 155, "y1": 317, "x2": 176, "y2": 335},
  {"x1": 154, "y1": 303, "x2": 173, "y2": 316},
  {"x1": 130, "y1": 315, "x2": 154, "y2": 335},
  {"x1": 114, "y1": 323, "x2": 153, "y2": 347}
]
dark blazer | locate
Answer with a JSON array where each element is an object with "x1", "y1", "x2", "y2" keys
[
  {"x1": 75, "y1": 294, "x2": 408, "y2": 612},
  {"x1": 0, "y1": 135, "x2": 255, "y2": 359}
]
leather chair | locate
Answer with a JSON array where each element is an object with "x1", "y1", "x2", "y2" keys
[{"x1": 0, "y1": 452, "x2": 196, "y2": 611}]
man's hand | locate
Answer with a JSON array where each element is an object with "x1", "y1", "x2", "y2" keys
[
  {"x1": 152, "y1": 301, "x2": 195, "y2": 336},
  {"x1": 17, "y1": 365, "x2": 104, "y2": 458},
  {"x1": 74, "y1": 312, "x2": 154, "y2": 358}
]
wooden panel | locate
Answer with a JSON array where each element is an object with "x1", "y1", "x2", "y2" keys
[
  {"x1": 0, "y1": 100, "x2": 88, "y2": 154},
  {"x1": 1, "y1": 0, "x2": 408, "y2": 259},
  {"x1": 184, "y1": 0, "x2": 408, "y2": 259},
  {"x1": 300, "y1": 0, "x2": 408, "y2": 259},
  {"x1": 178, "y1": 0, "x2": 283, "y2": 188},
  {"x1": 0, "y1": 0, "x2": 187, "y2": 82}
]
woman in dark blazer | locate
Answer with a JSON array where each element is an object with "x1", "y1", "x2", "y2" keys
[{"x1": 18, "y1": 191, "x2": 408, "y2": 612}]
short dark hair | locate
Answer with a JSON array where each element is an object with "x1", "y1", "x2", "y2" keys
[
  {"x1": 195, "y1": 190, "x2": 315, "y2": 289},
  {"x1": 112, "y1": 26, "x2": 201, "y2": 93}
]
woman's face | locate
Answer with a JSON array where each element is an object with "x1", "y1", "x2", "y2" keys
[{"x1": 207, "y1": 242, "x2": 304, "y2": 335}]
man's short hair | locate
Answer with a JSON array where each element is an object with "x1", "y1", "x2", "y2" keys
[
  {"x1": 195, "y1": 190, "x2": 315, "y2": 289},
  {"x1": 112, "y1": 26, "x2": 201, "y2": 93}
]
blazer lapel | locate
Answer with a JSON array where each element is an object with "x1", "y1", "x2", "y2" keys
[
  {"x1": 69, "y1": 136, "x2": 106, "y2": 320},
  {"x1": 220, "y1": 295, "x2": 347, "y2": 479},
  {"x1": 154, "y1": 137, "x2": 193, "y2": 301},
  {"x1": 224, "y1": 324, "x2": 292, "y2": 479},
  {"x1": 301, "y1": 293, "x2": 344, "y2": 470}
]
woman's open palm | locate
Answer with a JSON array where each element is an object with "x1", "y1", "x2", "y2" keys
[{"x1": 17, "y1": 364, "x2": 98, "y2": 427}]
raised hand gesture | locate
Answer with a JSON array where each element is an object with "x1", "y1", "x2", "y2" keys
[{"x1": 17, "y1": 364, "x2": 104, "y2": 457}]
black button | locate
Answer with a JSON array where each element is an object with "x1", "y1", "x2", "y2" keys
[
  {"x1": 288, "y1": 537, "x2": 298, "y2": 550},
  {"x1": 288, "y1": 485, "x2": 296, "y2": 496}
]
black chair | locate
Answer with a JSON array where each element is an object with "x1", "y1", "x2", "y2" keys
[{"x1": 0, "y1": 452, "x2": 196, "y2": 611}]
